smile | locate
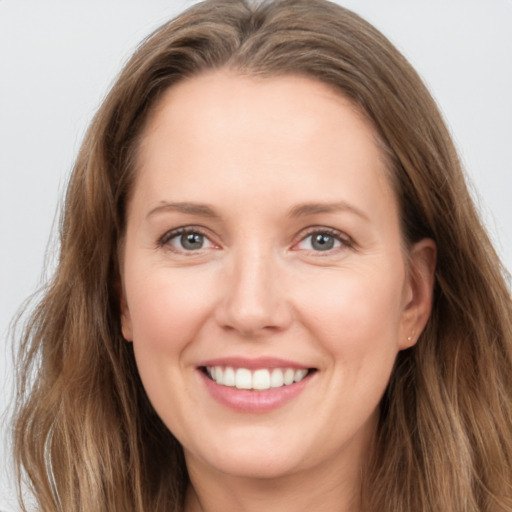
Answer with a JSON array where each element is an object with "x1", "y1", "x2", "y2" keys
[{"x1": 203, "y1": 366, "x2": 311, "y2": 391}]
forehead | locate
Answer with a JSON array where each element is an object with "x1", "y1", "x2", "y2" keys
[
  {"x1": 142, "y1": 71, "x2": 381, "y2": 156},
  {"x1": 132, "y1": 70, "x2": 397, "y2": 224}
]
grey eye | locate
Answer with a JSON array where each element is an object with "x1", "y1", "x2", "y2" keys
[
  {"x1": 179, "y1": 232, "x2": 205, "y2": 250},
  {"x1": 311, "y1": 233, "x2": 336, "y2": 251},
  {"x1": 296, "y1": 231, "x2": 342, "y2": 252},
  {"x1": 162, "y1": 228, "x2": 215, "y2": 253}
]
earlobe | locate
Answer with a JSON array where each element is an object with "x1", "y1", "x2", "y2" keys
[
  {"x1": 399, "y1": 238, "x2": 437, "y2": 350},
  {"x1": 118, "y1": 281, "x2": 133, "y2": 342},
  {"x1": 121, "y1": 308, "x2": 133, "y2": 342}
]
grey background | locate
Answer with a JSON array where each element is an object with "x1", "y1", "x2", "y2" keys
[{"x1": 1, "y1": 1, "x2": 511, "y2": 508}]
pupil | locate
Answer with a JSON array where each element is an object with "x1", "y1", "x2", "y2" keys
[
  {"x1": 181, "y1": 233, "x2": 203, "y2": 250},
  {"x1": 312, "y1": 233, "x2": 334, "y2": 251}
]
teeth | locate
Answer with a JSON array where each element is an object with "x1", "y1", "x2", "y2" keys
[
  {"x1": 294, "y1": 369, "x2": 308, "y2": 382},
  {"x1": 205, "y1": 366, "x2": 310, "y2": 390},
  {"x1": 270, "y1": 368, "x2": 284, "y2": 388},
  {"x1": 253, "y1": 369, "x2": 271, "y2": 390},
  {"x1": 284, "y1": 368, "x2": 295, "y2": 385},
  {"x1": 223, "y1": 367, "x2": 235, "y2": 387},
  {"x1": 235, "y1": 368, "x2": 252, "y2": 389}
]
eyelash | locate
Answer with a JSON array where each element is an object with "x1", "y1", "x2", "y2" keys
[
  {"x1": 294, "y1": 227, "x2": 354, "y2": 254},
  {"x1": 157, "y1": 226, "x2": 354, "y2": 254},
  {"x1": 157, "y1": 226, "x2": 214, "y2": 252}
]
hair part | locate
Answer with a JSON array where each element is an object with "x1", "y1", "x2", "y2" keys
[{"x1": 13, "y1": 1, "x2": 512, "y2": 511}]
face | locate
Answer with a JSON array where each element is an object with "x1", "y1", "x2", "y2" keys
[{"x1": 120, "y1": 71, "x2": 434, "y2": 483}]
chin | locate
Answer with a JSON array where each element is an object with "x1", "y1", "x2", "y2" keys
[
  {"x1": 185, "y1": 431, "x2": 309, "y2": 480},
  {"x1": 206, "y1": 453, "x2": 302, "y2": 480}
]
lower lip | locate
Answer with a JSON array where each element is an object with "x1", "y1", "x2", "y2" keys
[{"x1": 199, "y1": 370, "x2": 312, "y2": 413}]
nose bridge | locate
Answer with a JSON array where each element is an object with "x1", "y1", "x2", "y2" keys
[{"x1": 217, "y1": 241, "x2": 290, "y2": 335}]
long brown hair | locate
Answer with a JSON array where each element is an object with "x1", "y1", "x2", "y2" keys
[{"x1": 13, "y1": 1, "x2": 512, "y2": 511}]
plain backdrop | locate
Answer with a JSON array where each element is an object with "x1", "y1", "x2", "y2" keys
[{"x1": 1, "y1": 0, "x2": 511, "y2": 508}]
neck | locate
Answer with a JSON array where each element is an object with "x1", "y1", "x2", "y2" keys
[{"x1": 183, "y1": 448, "x2": 365, "y2": 512}]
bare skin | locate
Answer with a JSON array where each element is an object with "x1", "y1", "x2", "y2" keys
[{"x1": 120, "y1": 71, "x2": 436, "y2": 512}]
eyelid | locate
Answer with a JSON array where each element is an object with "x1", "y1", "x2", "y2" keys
[
  {"x1": 156, "y1": 224, "x2": 354, "y2": 254},
  {"x1": 157, "y1": 225, "x2": 219, "y2": 252},
  {"x1": 291, "y1": 226, "x2": 354, "y2": 252}
]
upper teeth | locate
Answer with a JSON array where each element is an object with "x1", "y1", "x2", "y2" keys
[{"x1": 206, "y1": 366, "x2": 309, "y2": 390}]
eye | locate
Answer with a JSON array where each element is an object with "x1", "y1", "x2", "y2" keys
[
  {"x1": 295, "y1": 229, "x2": 349, "y2": 252},
  {"x1": 175, "y1": 232, "x2": 208, "y2": 250},
  {"x1": 159, "y1": 228, "x2": 215, "y2": 252}
]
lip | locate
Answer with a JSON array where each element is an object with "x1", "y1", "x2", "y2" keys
[
  {"x1": 197, "y1": 357, "x2": 315, "y2": 413},
  {"x1": 198, "y1": 356, "x2": 310, "y2": 370}
]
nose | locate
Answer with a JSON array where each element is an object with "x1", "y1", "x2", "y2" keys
[{"x1": 214, "y1": 246, "x2": 293, "y2": 337}]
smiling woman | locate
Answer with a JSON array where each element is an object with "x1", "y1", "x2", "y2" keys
[
  {"x1": 120, "y1": 73, "x2": 435, "y2": 497},
  {"x1": 12, "y1": 1, "x2": 512, "y2": 512}
]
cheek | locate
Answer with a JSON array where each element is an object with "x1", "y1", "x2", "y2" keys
[
  {"x1": 123, "y1": 266, "x2": 220, "y2": 417},
  {"x1": 295, "y1": 259, "x2": 406, "y2": 359},
  {"x1": 126, "y1": 267, "x2": 215, "y2": 351},
  {"x1": 124, "y1": 267, "x2": 219, "y2": 430}
]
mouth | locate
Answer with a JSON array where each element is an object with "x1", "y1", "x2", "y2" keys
[{"x1": 200, "y1": 366, "x2": 316, "y2": 391}]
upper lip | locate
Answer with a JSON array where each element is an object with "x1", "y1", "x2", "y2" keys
[{"x1": 198, "y1": 357, "x2": 312, "y2": 370}]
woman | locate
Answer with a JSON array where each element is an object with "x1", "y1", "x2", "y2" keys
[{"x1": 13, "y1": 0, "x2": 512, "y2": 511}]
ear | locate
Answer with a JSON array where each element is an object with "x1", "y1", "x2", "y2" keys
[
  {"x1": 399, "y1": 238, "x2": 436, "y2": 350},
  {"x1": 117, "y1": 281, "x2": 133, "y2": 342}
]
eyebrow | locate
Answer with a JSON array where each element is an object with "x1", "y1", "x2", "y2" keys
[
  {"x1": 288, "y1": 201, "x2": 370, "y2": 221},
  {"x1": 146, "y1": 200, "x2": 369, "y2": 221},
  {"x1": 146, "y1": 201, "x2": 220, "y2": 219}
]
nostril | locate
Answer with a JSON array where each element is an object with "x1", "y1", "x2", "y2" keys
[
  {"x1": 216, "y1": 302, "x2": 294, "y2": 337},
  {"x1": 213, "y1": 263, "x2": 293, "y2": 335}
]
